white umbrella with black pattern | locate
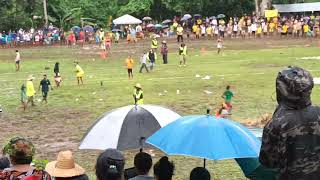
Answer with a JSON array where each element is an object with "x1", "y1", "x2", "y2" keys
[{"x1": 79, "y1": 105, "x2": 181, "y2": 151}]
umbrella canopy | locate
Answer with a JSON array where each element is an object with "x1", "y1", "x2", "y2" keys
[
  {"x1": 194, "y1": 14, "x2": 202, "y2": 18},
  {"x1": 112, "y1": 29, "x2": 122, "y2": 32},
  {"x1": 143, "y1": 16, "x2": 152, "y2": 21},
  {"x1": 217, "y1": 14, "x2": 226, "y2": 19},
  {"x1": 113, "y1": 14, "x2": 142, "y2": 25},
  {"x1": 83, "y1": 25, "x2": 94, "y2": 32},
  {"x1": 162, "y1": 25, "x2": 169, "y2": 29},
  {"x1": 71, "y1": 26, "x2": 81, "y2": 33},
  {"x1": 162, "y1": 19, "x2": 172, "y2": 24},
  {"x1": 210, "y1": 16, "x2": 216, "y2": 19},
  {"x1": 79, "y1": 105, "x2": 181, "y2": 151},
  {"x1": 155, "y1": 24, "x2": 162, "y2": 28},
  {"x1": 147, "y1": 115, "x2": 261, "y2": 160},
  {"x1": 146, "y1": 24, "x2": 155, "y2": 28},
  {"x1": 183, "y1": 14, "x2": 192, "y2": 19}
]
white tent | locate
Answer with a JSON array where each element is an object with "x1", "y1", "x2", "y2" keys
[
  {"x1": 113, "y1": 14, "x2": 142, "y2": 25},
  {"x1": 273, "y1": 2, "x2": 320, "y2": 13}
]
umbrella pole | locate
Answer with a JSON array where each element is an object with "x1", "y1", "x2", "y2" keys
[{"x1": 203, "y1": 159, "x2": 206, "y2": 168}]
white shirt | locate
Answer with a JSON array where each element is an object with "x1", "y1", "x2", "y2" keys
[
  {"x1": 15, "y1": 52, "x2": 21, "y2": 62},
  {"x1": 201, "y1": 26, "x2": 206, "y2": 34},
  {"x1": 141, "y1": 54, "x2": 148, "y2": 64},
  {"x1": 251, "y1": 24, "x2": 257, "y2": 31},
  {"x1": 233, "y1": 24, "x2": 238, "y2": 31}
]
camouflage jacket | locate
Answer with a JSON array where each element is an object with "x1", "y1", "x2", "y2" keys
[{"x1": 259, "y1": 105, "x2": 320, "y2": 180}]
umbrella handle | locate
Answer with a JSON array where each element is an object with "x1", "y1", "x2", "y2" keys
[
  {"x1": 139, "y1": 137, "x2": 146, "y2": 152},
  {"x1": 204, "y1": 159, "x2": 206, "y2": 168}
]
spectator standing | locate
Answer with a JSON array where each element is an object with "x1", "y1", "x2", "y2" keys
[
  {"x1": 177, "y1": 24, "x2": 184, "y2": 42},
  {"x1": 179, "y1": 43, "x2": 187, "y2": 67},
  {"x1": 125, "y1": 55, "x2": 134, "y2": 79},
  {"x1": 147, "y1": 49, "x2": 157, "y2": 71},
  {"x1": 139, "y1": 51, "x2": 149, "y2": 73},
  {"x1": 260, "y1": 66, "x2": 320, "y2": 180},
  {"x1": 74, "y1": 62, "x2": 84, "y2": 85},
  {"x1": 133, "y1": 83, "x2": 143, "y2": 105},
  {"x1": 95, "y1": 149, "x2": 125, "y2": 180},
  {"x1": 190, "y1": 167, "x2": 211, "y2": 180},
  {"x1": 129, "y1": 152, "x2": 153, "y2": 180},
  {"x1": 15, "y1": 50, "x2": 21, "y2": 71},
  {"x1": 153, "y1": 156, "x2": 175, "y2": 180},
  {"x1": 161, "y1": 41, "x2": 168, "y2": 64},
  {"x1": 0, "y1": 156, "x2": 10, "y2": 171}
]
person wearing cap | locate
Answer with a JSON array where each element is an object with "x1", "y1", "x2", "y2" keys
[
  {"x1": 26, "y1": 75, "x2": 36, "y2": 106},
  {"x1": 179, "y1": 43, "x2": 187, "y2": 67},
  {"x1": 95, "y1": 149, "x2": 125, "y2": 180},
  {"x1": 74, "y1": 62, "x2": 84, "y2": 85},
  {"x1": 260, "y1": 66, "x2": 320, "y2": 180},
  {"x1": 39, "y1": 75, "x2": 53, "y2": 103},
  {"x1": 133, "y1": 84, "x2": 143, "y2": 105},
  {"x1": 45, "y1": 150, "x2": 88, "y2": 180},
  {"x1": 151, "y1": 37, "x2": 158, "y2": 52},
  {"x1": 0, "y1": 137, "x2": 51, "y2": 179},
  {"x1": 160, "y1": 41, "x2": 168, "y2": 64}
]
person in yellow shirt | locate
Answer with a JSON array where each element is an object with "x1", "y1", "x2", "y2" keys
[
  {"x1": 133, "y1": 83, "x2": 143, "y2": 105},
  {"x1": 26, "y1": 75, "x2": 36, "y2": 106},
  {"x1": 192, "y1": 24, "x2": 198, "y2": 35},
  {"x1": 257, "y1": 25, "x2": 262, "y2": 38},
  {"x1": 74, "y1": 62, "x2": 84, "y2": 85},
  {"x1": 179, "y1": 43, "x2": 187, "y2": 67},
  {"x1": 281, "y1": 24, "x2": 289, "y2": 37},
  {"x1": 125, "y1": 55, "x2": 134, "y2": 79},
  {"x1": 196, "y1": 25, "x2": 201, "y2": 39},
  {"x1": 303, "y1": 24, "x2": 309, "y2": 37},
  {"x1": 269, "y1": 22, "x2": 275, "y2": 35},
  {"x1": 206, "y1": 26, "x2": 213, "y2": 39},
  {"x1": 176, "y1": 24, "x2": 184, "y2": 42},
  {"x1": 151, "y1": 37, "x2": 158, "y2": 51}
]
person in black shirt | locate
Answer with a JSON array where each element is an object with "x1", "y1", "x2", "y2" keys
[
  {"x1": 54, "y1": 62, "x2": 60, "y2": 76},
  {"x1": 39, "y1": 75, "x2": 53, "y2": 103}
]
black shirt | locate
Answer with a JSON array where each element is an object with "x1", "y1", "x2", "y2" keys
[{"x1": 40, "y1": 79, "x2": 51, "y2": 92}]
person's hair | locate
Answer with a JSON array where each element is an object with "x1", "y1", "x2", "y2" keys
[
  {"x1": 16, "y1": 50, "x2": 19, "y2": 52},
  {"x1": 226, "y1": 85, "x2": 230, "y2": 90},
  {"x1": 55, "y1": 174, "x2": 89, "y2": 180},
  {"x1": 190, "y1": 167, "x2": 211, "y2": 180},
  {"x1": 43, "y1": 74, "x2": 47, "y2": 77},
  {"x1": 0, "y1": 156, "x2": 10, "y2": 170},
  {"x1": 96, "y1": 149, "x2": 125, "y2": 180},
  {"x1": 153, "y1": 156, "x2": 174, "y2": 180},
  {"x1": 134, "y1": 152, "x2": 152, "y2": 175}
]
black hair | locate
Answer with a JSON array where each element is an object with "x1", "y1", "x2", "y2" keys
[
  {"x1": 55, "y1": 174, "x2": 89, "y2": 180},
  {"x1": 95, "y1": 149, "x2": 125, "y2": 180},
  {"x1": 134, "y1": 152, "x2": 152, "y2": 175},
  {"x1": 0, "y1": 156, "x2": 10, "y2": 170},
  {"x1": 226, "y1": 85, "x2": 230, "y2": 90},
  {"x1": 16, "y1": 50, "x2": 19, "y2": 52},
  {"x1": 153, "y1": 156, "x2": 174, "y2": 180},
  {"x1": 190, "y1": 167, "x2": 211, "y2": 180}
]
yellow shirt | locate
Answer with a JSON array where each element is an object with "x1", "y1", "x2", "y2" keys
[
  {"x1": 125, "y1": 58, "x2": 134, "y2": 69},
  {"x1": 282, "y1": 25, "x2": 288, "y2": 33},
  {"x1": 177, "y1": 27, "x2": 184, "y2": 35},
  {"x1": 26, "y1": 80, "x2": 35, "y2": 97},
  {"x1": 303, "y1": 25, "x2": 309, "y2": 33},
  {"x1": 269, "y1": 23, "x2": 275, "y2": 32},
  {"x1": 206, "y1": 27, "x2": 213, "y2": 35},
  {"x1": 192, "y1": 25, "x2": 198, "y2": 33},
  {"x1": 76, "y1": 64, "x2": 84, "y2": 77},
  {"x1": 173, "y1": 22, "x2": 178, "y2": 28},
  {"x1": 257, "y1": 27, "x2": 262, "y2": 34}
]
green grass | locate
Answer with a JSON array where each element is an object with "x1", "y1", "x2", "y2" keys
[{"x1": 1, "y1": 39, "x2": 320, "y2": 179}]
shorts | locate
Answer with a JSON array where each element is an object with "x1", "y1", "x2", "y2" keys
[
  {"x1": 15, "y1": 60, "x2": 20, "y2": 64},
  {"x1": 127, "y1": 69, "x2": 133, "y2": 74},
  {"x1": 42, "y1": 91, "x2": 48, "y2": 98}
]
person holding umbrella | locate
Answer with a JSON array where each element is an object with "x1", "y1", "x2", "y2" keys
[
  {"x1": 161, "y1": 41, "x2": 168, "y2": 64},
  {"x1": 133, "y1": 83, "x2": 143, "y2": 105}
]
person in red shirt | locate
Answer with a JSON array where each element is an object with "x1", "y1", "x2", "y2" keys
[
  {"x1": 68, "y1": 32, "x2": 75, "y2": 47},
  {"x1": 78, "y1": 31, "x2": 85, "y2": 47}
]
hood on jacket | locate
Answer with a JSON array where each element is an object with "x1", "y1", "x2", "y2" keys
[{"x1": 276, "y1": 66, "x2": 314, "y2": 109}]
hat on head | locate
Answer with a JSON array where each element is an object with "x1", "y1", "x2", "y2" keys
[
  {"x1": 135, "y1": 83, "x2": 142, "y2": 89},
  {"x1": 45, "y1": 151, "x2": 85, "y2": 178},
  {"x1": 162, "y1": 41, "x2": 167, "y2": 44},
  {"x1": 27, "y1": 75, "x2": 35, "y2": 80}
]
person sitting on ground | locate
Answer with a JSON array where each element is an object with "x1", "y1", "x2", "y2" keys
[
  {"x1": 153, "y1": 156, "x2": 174, "y2": 180},
  {"x1": 96, "y1": 149, "x2": 125, "y2": 180},
  {"x1": 129, "y1": 152, "x2": 153, "y2": 180},
  {"x1": 45, "y1": 150, "x2": 88, "y2": 180},
  {"x1": 0, "y1": 156, "x2": 10, "y2": 171},
  {"x1": 0, "y1": 137, "x2": 51, "y2": 179},
  {"x1": 190, "y1": 167, "x2": 210, "y2": 180}
]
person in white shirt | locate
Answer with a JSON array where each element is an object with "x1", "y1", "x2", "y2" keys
[
  {"x1": 15, "y1": 50, "x2": 21, "y2": 71},
  {"x1": 233, "y1": 23, "x2": 238, "y2": 38},
  {"x1": 251, "y1": 23, "x2": 257, "y2": 37},
  {"x1": 201, "y1": 25, "x2": 206, "y2": 37},
  {"x1": 139, "y1": 51, "x2": 149, "y2": 73}
]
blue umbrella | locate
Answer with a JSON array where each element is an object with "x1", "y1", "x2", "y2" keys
[
  {"x1": 147, "y1": 115, "x2": 261, "y2": 161},
  {"x1": 155, "y1": 24, "x2": 162, "y2": 29},
  {"x1": 71, "y1": 26, "x2": 81, "y2": 33}
]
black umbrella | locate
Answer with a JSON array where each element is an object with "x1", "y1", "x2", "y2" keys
[
  {"x1": 194, "y1": 14, "x2": 202, "y2": 18},
  {"x1": 79, "y1": 105, "x2": 181, "y2": 151}
]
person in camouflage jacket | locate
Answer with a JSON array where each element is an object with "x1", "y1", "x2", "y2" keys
[{"x1": 259, "y1": 66, "x2": 320, "y2": 180}]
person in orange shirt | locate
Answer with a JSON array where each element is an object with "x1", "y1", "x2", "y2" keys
[{"x1": 125, "y1": 55, "x2": 134, "y2": 79}]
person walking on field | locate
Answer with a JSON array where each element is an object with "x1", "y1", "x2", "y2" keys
[
  {"x1": 26, "y1": 75, "x2": 36, "y2": 106},
  {"x1": 20, "y1": 84, "x2": 27, "y2": 111},
  {"x1": 221, "y1": 85, "x2": 233, "y2": 112},
  {"x1": 179, "y1": 43, "x2": 187, "y2": 67},
  {"x1": 15, "y1": 50, "x2": 21, "y2": 71},
  {"x1": 139, "y1": 51, "x2": 149, "y2": 73},
  {"x1": 125, "y1": 55, "x2": 134, "y2": 79},
  {"x1": 177, "y1": 24, "x2": 184, "y2": 42},
  {"x1": 147, "y1": 49, "x2": 157, "y2": 71},
  {"x1": 133, "y1": 83, "x2": 143, "y2": 105},
  {"x1": 161, "y1": 41, "x2": 168, "y2": 64},
  {"x1": 54, "y1": 62, "x2": 60, "y2": 77},
  {"x1": 74, "y1": 62, "x2": 84, "y2": 85},
  {"x1": 151, "y1": 37, "x2": 158, "y2": 52},
  {"x1": 39, "y1": 75, "x2": 53, "y2": 103},
  {"x1": 217, "y1": 38, "x2": 223, "y2": 54}
]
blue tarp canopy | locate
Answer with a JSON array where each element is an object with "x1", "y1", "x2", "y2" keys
[{"x1": 273, "y1": 2, "x2": 320, "y2": 13}]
